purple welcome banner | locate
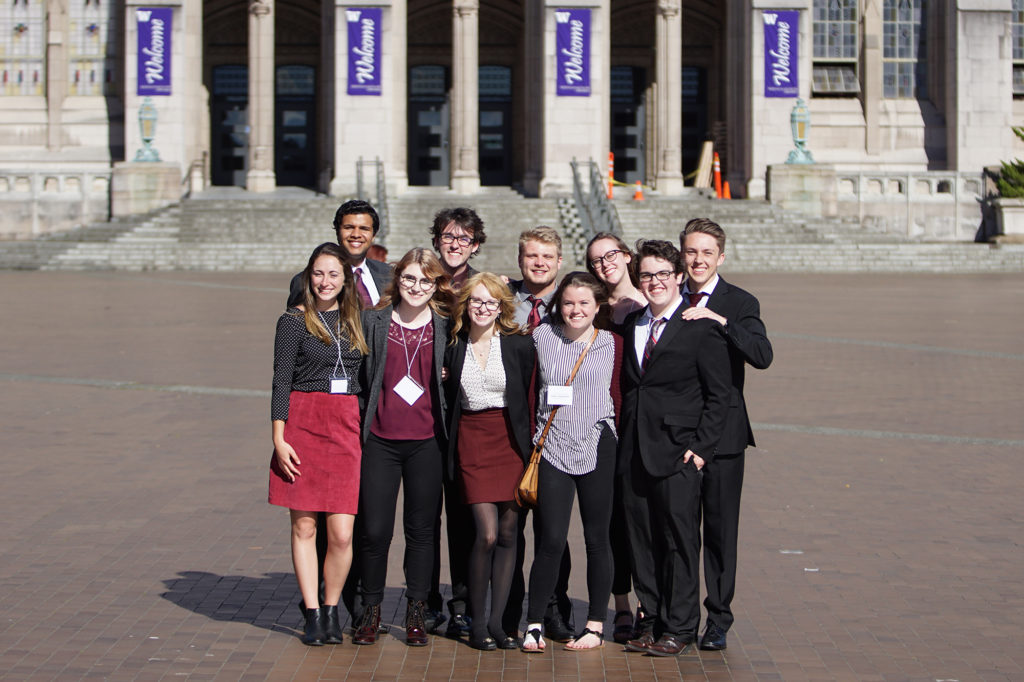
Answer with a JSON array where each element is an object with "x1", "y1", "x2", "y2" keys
[
  {"x1": 137, "y1": 7, "x2": 172, "y2": 96},
  {"x1": 763, "y1": 10, "x2": 798, "y2": 98},
  {"x1": 347, "y1": 8, "x2": 382, "y2": 96},
  {"x1": 555, "y1": 9, "x2": 590, "y2": 97}
]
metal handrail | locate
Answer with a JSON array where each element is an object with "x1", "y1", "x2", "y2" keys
[
  {"x1": 570, "y1": 158, "x2": 622, "y2": 240},
  {"x1": 356, "y1": 157, "x2": 390, "y2": 244}
]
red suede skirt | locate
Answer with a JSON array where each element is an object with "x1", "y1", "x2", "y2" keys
[
  {"x1": 268, "y1": 391, "x2": 361, "y2": 514},
  {"x1": 457, "y1": 408, "x2": 525, "y2": 504}
]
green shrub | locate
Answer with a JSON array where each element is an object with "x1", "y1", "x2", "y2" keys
[{"x1": 998, "y1": 127, "x2": 1024, "y2": 199}]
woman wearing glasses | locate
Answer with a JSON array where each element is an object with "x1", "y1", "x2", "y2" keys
[
  {"x1": 584, "y1": 232, "x2": 645, "y2": 643},
  {"x1": 270, "y1": 243, "x2": 368, "y2": 646},
  {"x1": 586, "y1": 232, "x2": 645, "y2": 330},
  {"x1": 443, "y1": 272, "x2": 535, "y2": 651},
  {"x1": 522, "y1": 272, "x2": 622, "y2": 653},
  {"x1": 353, "y1": 248, "x2": 456, "y2": 647}
]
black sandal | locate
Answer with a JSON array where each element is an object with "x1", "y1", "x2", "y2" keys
[
  {"x1": 565, "y1": 627, "x2": 604, "y2": 651},
  {"x1": 612, "y1": 610, "x2": 634, "y2": 644},
  {"x1": 521, "y1": 627, "x2": 545, "y2": 653}
]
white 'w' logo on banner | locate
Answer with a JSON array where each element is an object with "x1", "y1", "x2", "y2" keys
[
  {"x1": 763, "y1": 13, "x2": 778, "y2": 25},
  {"x1": 137, "y1": 10, "x2": 152, "y2": 21},
  {"x1": 346, "y1": 10, "x2": 361, "y2": 22},
  {"x1": 555, "y1": 12, "x2": 570, "y2": 23}
]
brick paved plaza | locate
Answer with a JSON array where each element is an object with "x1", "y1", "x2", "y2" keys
[{"x1": 1, "y1": 270, "x2": 1022, "y2": 681}]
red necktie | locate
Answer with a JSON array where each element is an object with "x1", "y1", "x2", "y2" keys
[
  {"x1": 688, "y1": 291, "x2": 706, "y2": 307},
  {"x1": 353, "y1": 267, "x2": 373, "y2": 309},
  {"x1": 526, "y1": 295, "x2": 544, "y2": 331},
  {"x1": 641, "y1": 318, "x2": 665, "y2": 371}
]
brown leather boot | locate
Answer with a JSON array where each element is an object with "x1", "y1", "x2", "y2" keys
[
  {"x1": 352, "y1": 603, "x2": 381, "y2": 645},
  {"x1": 405, "y1": 599, "x2": 428, "y2": 646}
]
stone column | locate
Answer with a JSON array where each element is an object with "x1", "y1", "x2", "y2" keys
[
  {"x1": 521, "y1": 0, "x2": 543, "y2": 195},
  {"x1": 45, "y1": 0, "x2": 68, "y2": 151},
  {"x1": 247, "y1": 0, "x2": 276, "y2": 192},
  {"x1": 450, "y1": 0, "x2": 480, "y2": 194},
  {"x1": 653, "y1": 0, "x2": 684, "y2": 194},
  {"x1": 861, "y1": 0, "x2": 881, "y2": 156}
]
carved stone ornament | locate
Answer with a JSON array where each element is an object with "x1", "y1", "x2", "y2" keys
[
  {"x1": 249, "y1": 1, "x2": 272, "y2": 17},
  {"x1": 657, "y1": 0, "x2": 680, "y2": 18}
]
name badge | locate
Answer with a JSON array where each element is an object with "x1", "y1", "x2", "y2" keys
[
  {"x1": 330, "y1": 378, "x2": 349, "y2": 394},
  {"x1": 394, "y1": 374, "x2": 425, "y2": 406},
  {"x1": 547, "y1": 385, "x2": 573, "y2": 406}
]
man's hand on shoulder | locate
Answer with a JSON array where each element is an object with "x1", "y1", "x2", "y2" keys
[{"x1": 681, "y1": 306, "x2": 727, "y2": 327}]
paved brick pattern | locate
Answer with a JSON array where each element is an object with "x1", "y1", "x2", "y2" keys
[{"x1": 1, "y1": 271, "x2": 1022, "y2": 681}]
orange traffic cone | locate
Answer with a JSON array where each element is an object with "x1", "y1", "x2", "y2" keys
[
  {"x1": 713, "y1": 152, "x2": 723, "y2": 198},
  {"x1": 633, "y1": 181, "x2": 644, "y2": 201},
  {"x1": 722, "y1": 181, "x2": 731, "y2": 199}
]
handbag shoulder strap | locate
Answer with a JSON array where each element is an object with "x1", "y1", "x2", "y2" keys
[{"x1": 531, "y1": 327, "x2": 600, "y2": 462}]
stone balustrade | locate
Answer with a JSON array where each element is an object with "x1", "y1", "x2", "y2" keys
[{"x1": 0, "y1": 169, "x2": 112, "y2": 239}]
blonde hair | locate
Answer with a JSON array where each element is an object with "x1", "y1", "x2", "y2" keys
[
  {"x1": 517, "y1": 225, "x2": 562, "y2": 258},
  {"x1": 378, "y1": 247, "x2": 456, "y2": 317},
  {"x1": 449, "y1": 272, "x2": 525, "y2": 343}
]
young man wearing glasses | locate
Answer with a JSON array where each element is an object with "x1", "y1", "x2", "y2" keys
[
  {"x1": 430, "y1": 207, "x2": 487, "y2": 290},
  {"x1": 618, "y1": 239, "x2": 732, "y2": 657}
]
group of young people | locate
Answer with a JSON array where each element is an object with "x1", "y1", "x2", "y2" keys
[{"x1": 269, "y1": 199, "x2": 773, "y2": 655}]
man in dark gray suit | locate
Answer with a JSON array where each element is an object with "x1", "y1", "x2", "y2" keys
[{"x1": 288, "y1": 200, "x2": 392, "y2": 308}]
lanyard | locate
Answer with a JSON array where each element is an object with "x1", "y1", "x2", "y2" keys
[
  {"x1": 399, "y1": 321, "x2": 429, "y2": 378},
  {"x1": 317, "y1": 311, "x2": 349, "y2": 380}
]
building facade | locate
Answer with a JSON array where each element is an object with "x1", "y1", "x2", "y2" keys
[{"x1": 1, "y1": 0, "x2": 1023, "y2": 234}]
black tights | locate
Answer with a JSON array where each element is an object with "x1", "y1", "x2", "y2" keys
[{"x1": 467, "y1": 501, "x2": 520, "y2": 638}]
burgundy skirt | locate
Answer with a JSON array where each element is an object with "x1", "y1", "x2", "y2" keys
[
  {"x1": 269, "y1": 391, "x2": 361, "y2": 514},
  {"x1": 457, "y1": 408, "x2": 525, "y2": 504}
]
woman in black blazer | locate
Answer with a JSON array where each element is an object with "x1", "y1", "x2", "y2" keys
[
  {"x1": 443, "y1": 272, "x2": 535, "y2": 651},
  {"x1": 353, "y1": 248, "x2": 455, "y2": 647}
]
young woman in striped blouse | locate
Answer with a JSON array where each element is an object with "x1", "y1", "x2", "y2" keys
[{"x1": 522, "y1": 272, "x2": 622, "y2": 652}]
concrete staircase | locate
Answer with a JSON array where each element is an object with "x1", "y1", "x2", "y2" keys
[
  {"x1": 2, "y1": 186, "x2": 1022, "y2": 273},
  {"x1": 610, "y1": 194, "x2": 1024, "y2": 273}
]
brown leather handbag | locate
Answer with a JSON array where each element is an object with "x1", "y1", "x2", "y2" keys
[{"x1": 515, "y1": 328, "x2": 598, "y2": 508}]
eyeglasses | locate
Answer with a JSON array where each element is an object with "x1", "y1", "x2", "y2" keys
[
  {"x1": 398, "y1": 274, "x2": 437, "y2": 290},
  {"x1": 439, "y1": 233, "x2": 474, "y2": 247},
  {"x1": 588, "y1": 249, "x2": 622, "y2": 268},
  {"x1": 638, "y1": 270, "x2": 675, "y2": 284},
  {"x1": 468, "y1": 297, "x2": 500, "y2": 312}
]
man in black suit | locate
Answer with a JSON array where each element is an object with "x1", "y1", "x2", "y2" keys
[
  {"x1": 619, "y1": 239, "x2": 732, "y2": 656},
  {"x1": 679, "y1": 218, "x2": 773, "y2": 651},
  {"x1": 288, "y1": 199, "x2": 392, "y2": 308}
]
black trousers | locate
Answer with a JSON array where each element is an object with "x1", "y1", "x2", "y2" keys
[
  {"x1": 610, "y1": 474, "x2": 633, "y2": 596},
  {"x1": 700, "y1": 451, "x2": 744, "y2": 631},
  {"x1": 503, "y1": 509, "x2": 573, "y2": 634},
  {"x1": 358, "y1": 434, "x2": 443, "y2": 605},
  {"x1": 624, "y1": 453, "x2": 703, "y2": 639},
  {"x1": 526, "y1": 426, "x2": 616, "y2": 624},
  {"x1": 428, "y1": 470, "x2": 474, "y2": 616}
]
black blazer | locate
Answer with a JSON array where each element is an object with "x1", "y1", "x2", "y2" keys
[
  {"x1": 442, "y1": 331, "x2": 536, "y2": 481},
  {"x1": 287, "y1": 257, "x2": 393, "y2": 308},
  {"x1": 619, "y1": 308, "x2": 732, "y2": 478},
  {"x1": 359, "y1": 305, "x2": 450, "y2": 444},
  {"x1": 701, "y1": 277, "x2": 773, "y2": 454}
]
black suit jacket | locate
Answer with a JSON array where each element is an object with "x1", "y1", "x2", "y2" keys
[
  {"x1": 359, "y1": 305, "x2": 450, "y2": 444},
  {"x1": 619, "y1": 308, "x2": 732, "y2": 478},
  {"x1": 287, "y1": 257, "x2": 393, "y2": 309},
  {"x1": 442, "y1": 331, "x2": 536, "y2": 480},
  {"x1": 699, "y1": 277, "x2": 773, "y2": 454}
]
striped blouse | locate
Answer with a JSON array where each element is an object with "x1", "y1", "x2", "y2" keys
[{"x1": 532, "y1": 323, "x2": 617, "y2": 475}]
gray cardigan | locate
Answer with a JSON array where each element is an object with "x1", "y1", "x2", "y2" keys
[{"x1": 359, "y1": 305, "x2": 450, "y2": 444}]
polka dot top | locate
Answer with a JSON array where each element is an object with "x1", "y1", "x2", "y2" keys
[{"x1": 272, "y1": 308, "x2": 364, "y2": 421}]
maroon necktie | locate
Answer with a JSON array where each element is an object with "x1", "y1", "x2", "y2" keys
[
  {"x1": 353, "y1": 267, "x2": 373, "y2": 309},
  {"x1": 526, "y1": 295, "x2": 544, "y2": 331},
  {"x1": 688, "y1": 291, "x2": 706, "y2": 307},
  {"x1": 641, "y1": 318, "x2": 665, "y2": 372}
]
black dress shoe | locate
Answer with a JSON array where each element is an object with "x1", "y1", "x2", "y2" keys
[
  {"x1": 423, "y1": 606, "x2": 447, "y2": 634},
  {"x1": 543, "y1": 615, "x2": 574, "y2": 643},
  {"x1": 647, "y1": 634, "x2": 693, "y2": 657},
  {"x1": 699, "y1": 621, "x2": 727, "y2": 650},
  {"x1": 468, "y1": 631, "x2": 497, "y2": 651},
  {"x1": 321, "y1": 605, "x2": 344, "y2": 644},
  {"x1": 445, "y1": 613, "x2": 472, "y2": 638},
  {"x1": 624, "y1": 630, "x2": 656, "y2": 652},
  {"x1": 489, "y1": 625, "x2": 518, "y2": 649},
  {"x1": 300, "y1": 607, "x2": 326, "y2": 646}
]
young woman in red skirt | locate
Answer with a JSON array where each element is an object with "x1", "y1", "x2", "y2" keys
[
  {"x1": 269, "y1": 242, "x2": 368, "y2": 646},
  {"x1": 443, "y1": 272, "x2": 535, "y2": 651}
]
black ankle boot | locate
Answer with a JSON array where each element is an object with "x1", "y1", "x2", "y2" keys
[
  {"x1": 405, "y1": 599, "x2": 428, "y2": 646},
  {"x1": 322, "y1": 605, "x2": 343, "y2": 644},
  {"x1": 301, "y1": 607, "x2": 326, "y2": 646}
]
